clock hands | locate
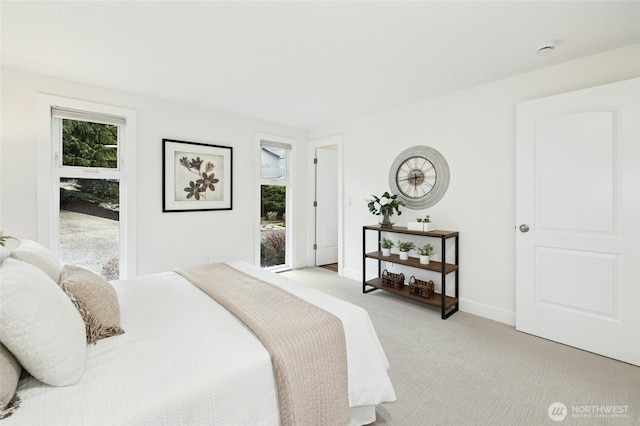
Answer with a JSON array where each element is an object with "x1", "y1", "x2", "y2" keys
[
  {"x1": 397, "y1": 163, "x2": 437, "y2": 200},
  {"x1": 398, "y1": 174, "x2": 420, "y2": 186}
]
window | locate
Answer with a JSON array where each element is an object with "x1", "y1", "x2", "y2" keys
[
  {"x1": 259, "y1": 138, "x2": 292, "y2": 270},
  {"x1": 38, "y1": 96, "x2": 136, "y2": 279}
]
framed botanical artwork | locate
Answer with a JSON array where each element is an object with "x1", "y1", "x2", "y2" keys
[{"x1": 162, "y1": 139, "x2": 232, "y2": 212}]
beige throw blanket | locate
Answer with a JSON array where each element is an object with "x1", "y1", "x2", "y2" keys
[{"x1": 175, "y1": 263, "x2": 350, "y2": 426}]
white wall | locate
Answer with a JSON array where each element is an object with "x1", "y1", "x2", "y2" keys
[
  {"x1": 2, "y1": 44, "x2": 638, "y2": 324},
  {"x1": 0, "y1": 68, "x2": 307, "y2": 275},
  {"x1": 309, "y1": 44, "x2": 640, "y2": 325}
]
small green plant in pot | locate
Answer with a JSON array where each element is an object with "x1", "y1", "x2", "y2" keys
[
  {"x1": 416, "y1": 215, "x2": 433, "y2": 231},
  {"x1": 418, "y1": 243, "x2": 434, "y2": 264},
  {"x1": 380, "y1": 237, "x2": 394, "y2": 256},
  {"x1": 0, "y1": 232, "x2": 16, "y2": 247},
  {"x1": 396, "y1": 240, "x2": 415, "y2": 260}
]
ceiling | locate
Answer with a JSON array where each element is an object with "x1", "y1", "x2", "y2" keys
[{"x1": 2, "y1": 1, "x2": 639, "y2": 130}]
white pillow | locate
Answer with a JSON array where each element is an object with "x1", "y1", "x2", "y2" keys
[
  {"x1": 0, "y1": 342, "x2": 22, "y2": 419},
  {"x1": 10, "y1": 239, "x2": 63, "y2": 283},
  {"x1": 0, "y1": 258, "x2": 86, "y2": 386}
]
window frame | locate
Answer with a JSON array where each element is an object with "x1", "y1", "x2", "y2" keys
[
  {"x1": 37, "y1": 95, "x2": 137, "y2": 278},
  {"x1": 256, "y1": 134, "x2": 294, "y2": 271}
]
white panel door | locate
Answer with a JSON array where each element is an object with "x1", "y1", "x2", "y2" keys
[
  {"x1": 516, "y1": 78, "x2": 640, "y2": 366},
  {"x1": 315, "y1": 147, "x2": 339, "y2": 266}
]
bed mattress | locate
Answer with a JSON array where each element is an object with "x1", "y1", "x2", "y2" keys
[{"x1": 5, "y1": 261, "x2": 395, "y2": 425}]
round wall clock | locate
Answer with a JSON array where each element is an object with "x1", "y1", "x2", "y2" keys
[{"x1": 388, "y1": 145, "x2": 450, "y2": 210}]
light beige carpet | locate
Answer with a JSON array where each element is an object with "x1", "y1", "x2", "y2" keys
[{"x1": 281, "y1": 267, "x2": 640, "y2": 426}]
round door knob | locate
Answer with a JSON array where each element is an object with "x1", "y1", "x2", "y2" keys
[{"x1": 519, "y1": 224, "x2": 530, "y2": 233}]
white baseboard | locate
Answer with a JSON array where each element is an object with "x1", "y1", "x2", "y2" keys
[
  {"x1": 342, "y1": 267, "x2": 515, "y2": 326},
  {"x1": 458, "y1": 298, "x2": 516, "y2": 326},
  {"x1": 342, "y1": 267, "x2": 362, "y2": 282}
]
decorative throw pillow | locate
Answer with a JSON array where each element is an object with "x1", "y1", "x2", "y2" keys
[
  {"x1": 59, "y1": 265, "x2": 125, "y2": 344},
  {"x1": 0, "y1": 258, "x2": 86, "y2": 386},
  {"x1": 0, "y1": 343, "x2": 21, "y2": 419},
  {"x1": 9, "y1": 239, "x2": 63, "y2": 283}
]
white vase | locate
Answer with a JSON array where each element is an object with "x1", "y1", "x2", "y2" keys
[
  {"x1": 382, "y1": 248, "x2": 391, "y2": 256},
  {"x1": 399, "y1": 251, "x2": 409, "y2": 260},
  {"x1": 424, "y1": 222, "x2": 434, "y2": 231},
  {"x1": 420, "y1": 255, "x2": 430, "y2": 264}
]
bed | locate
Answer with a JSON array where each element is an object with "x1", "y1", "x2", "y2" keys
[{"x1": 0, "y1": 241, "x2": 396, "y2": 425}]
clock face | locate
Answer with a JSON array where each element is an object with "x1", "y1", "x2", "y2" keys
[
  {"x1": 389, "y1": 146, "x2": 450, "y2": 210},
  {"x1": 396, "y1": 156, "x2": 437, "y2": 199}
]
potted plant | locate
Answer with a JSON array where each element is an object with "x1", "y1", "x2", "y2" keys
[
  {"x1": 419, "y1": 215, "x2": 433, "y2": 232},
  {"x1": 408, "y1": 214, "x2": 433, "y2": 231},
  {"x1": 380, "y1": 237, "x2": 394, "y2": 256},
  {"x1": 418, "y1": 215, "x2": 433, "y2": 231},
  {"x1": 366, "y1": 191, "x2": 403, "y2": 228},
  {"x1": 407, "y1": 217, "x2": 423, "y2": 231},
  {"x1": 396, "y1": 240, "x2": 415, "y2": 260},
  {"x1": 0, "y1": 231, "x2": 16, "y2": 247},
  {"x1": 417, "y1": 243, "x2": 434, "y2": 264}
]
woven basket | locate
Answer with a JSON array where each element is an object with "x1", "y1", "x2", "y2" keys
[
  {"x1": 408, "y1": 276, "x2": 434, "y2": 298},
  {"x1": 381, "y1": 269, "x2": 405, "y2": 289}
]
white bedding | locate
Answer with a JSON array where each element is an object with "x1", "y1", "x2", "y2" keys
[{"x1": 5, "y1": 261, "x2": 395, "y2": 425}]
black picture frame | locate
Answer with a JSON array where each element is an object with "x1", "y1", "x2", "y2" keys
[{"x1": 162, "y1": 139, "x2": 233, "y2": 212}]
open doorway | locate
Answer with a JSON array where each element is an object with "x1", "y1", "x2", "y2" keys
[
  {"x1": 310, "y1": 135, "x2": 342, "y2": 273},
  {"x1": 314, "y1": 146, "x2": 338, "y2": 267}
]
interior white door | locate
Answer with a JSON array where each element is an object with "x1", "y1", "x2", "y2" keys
[
  {"x1": 315, "y1": 147, "x2": 339, "y2": 266},
  {"x1": 516, "y1": 78, "x2": 640, "y2": 366}
]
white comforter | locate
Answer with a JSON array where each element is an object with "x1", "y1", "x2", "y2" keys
[{"x1": 6, "y1": 262, "x2": 395, "y2": 425}]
